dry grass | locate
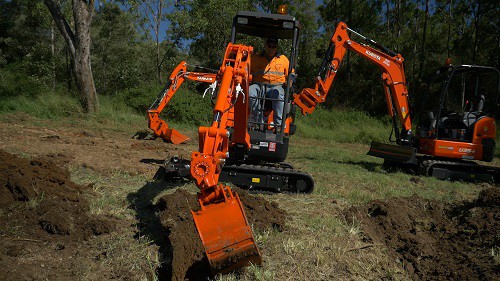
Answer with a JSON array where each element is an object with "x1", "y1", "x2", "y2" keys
[
  {"x1": 71, "y1": 129, "x2": 489, "y2": 281},
  {"x1": 3, "y1": 112, "x2": 492, "y2": 280}
]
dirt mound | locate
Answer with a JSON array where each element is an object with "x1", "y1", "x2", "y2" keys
[
  {"x1": 348, "y1": 188, "x2": 499, "y2": 280},
  {"x1": 156, "y1": 187, "x2": 287, "y2": 281},
  {"x1": 0, "y1": 149, "x2": 116, "y2": 279}
]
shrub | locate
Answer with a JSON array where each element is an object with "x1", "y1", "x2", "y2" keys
[{"x1": 117, "y1": 83, "x2": 212, "y2": 126}]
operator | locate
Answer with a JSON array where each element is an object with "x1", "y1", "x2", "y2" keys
[{"x1": 249, "y1": 37, "x2": 290, "y2": 129}]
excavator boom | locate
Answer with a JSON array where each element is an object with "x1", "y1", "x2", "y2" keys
[
  {"x1": 188, "y1": 43, "x2": 260, "y2": 274},
  {"x1": 293, "y1": 22, "x2": 412, "y2": 142}
]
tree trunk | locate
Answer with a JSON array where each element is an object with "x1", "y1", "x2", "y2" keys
[
  {"x1": 44, "y1": 0, "x2": 98, "y2": 113},
  {"x1": 471, "y1": 0, "x2": 481, "y2": 64},
  {"x1": 418, "y1": 0, "x2": 430, "y2": 81},
  {"x1": 73, "y1": 0, "x2": 98, "y2": 112},
  {"x1": 51, "y1": 20, "x2": 56, "y2": 91}
]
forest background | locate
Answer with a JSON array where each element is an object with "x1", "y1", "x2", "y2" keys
[{"x1": 1, "y1": 0, "x2": 498, "y2": 121}]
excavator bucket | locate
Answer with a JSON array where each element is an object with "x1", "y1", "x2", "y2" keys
[
  {"x1": 368, "y1": 141, "x2": 417, "y2": 164},
  {"x1": 192, "y1": 189, "x2": 262, "y2": 275},
  {"x1": 165, "y1": 128, "x2": 190, "y2": 145}
]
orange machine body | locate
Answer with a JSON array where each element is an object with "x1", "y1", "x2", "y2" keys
[
  {"x1": 419, "y1": 117, "x2": 496, "y2": 160},
  {"x1": 188, "y1": 43, "x2": 261, "y2": 274}
]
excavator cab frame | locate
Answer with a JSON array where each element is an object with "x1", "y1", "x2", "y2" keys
[
  {"x1": 417, "y1": 65, "x2": 499, "y2": 142},
  {"x1": 229, "y1": 11, "x2": 301, "y2": 163},
  {"x1": 415, "y1": 65, "x2": 499, "y2": 164}
]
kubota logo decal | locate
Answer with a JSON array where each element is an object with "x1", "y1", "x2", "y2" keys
[
  {"x1": 458, "y1": 148, "x2": 475, "y2": 154},
  {"x1": 197, "y1": 76, "x2": 212, "y2": 81},
  {"x1": 365, "y1": 51, "x2": 380, "y2": 61}
]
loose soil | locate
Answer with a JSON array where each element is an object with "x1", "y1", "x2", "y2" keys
[
  {"x1": 0, "y1": 115, "x2": 288, "y2": 280},
  {"x1": 0, "y1": 149, "x2": 116, "y2": 280},
  {"x1": 348, "y1": 188, "x2": 499, "y2": 280},
  {"x1": 156, "y1": 188, "x2": 287, "y2": 281}
]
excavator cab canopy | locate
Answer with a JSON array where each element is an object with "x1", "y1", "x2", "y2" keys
[
  {"x1": 230, "y1": 11, "x2": 301, "y2": 90},
  {"x1": 231, "y1": 11, "x2": 300, "y2": 40},
  {"x1": 229, "y1": 11, "x2": 301, "y2": 153},
  {"x1": 417, "y1": 65, "x2": 500, "y2": 140}
]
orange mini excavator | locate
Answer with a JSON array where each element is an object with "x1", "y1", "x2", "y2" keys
[
  {"x1": 293, "y1": 22, "x2": 500, "y2": 182},
  {"x1": 151, "y1": 42, "x2": 262, "y2": 274},
  {"x1": 147, "y1": 8, "x2": 311, "y2": 274}
]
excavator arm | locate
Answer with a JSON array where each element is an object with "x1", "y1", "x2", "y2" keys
[
  {"x1": 186, "y1": 43, "x2": 261, "y2": 274},
  {"x1": 293, "y1": 22, "x2": 413, "y2": 142},
  {"x1": 147, "y1": 46, "x2": 261, "y2": 273},
  {"x1": 147, "y1": 61, "x2": 217, "y2": 144},
  {"x1": 190, "y1": 43, "x2": 262, "y2": 273}
]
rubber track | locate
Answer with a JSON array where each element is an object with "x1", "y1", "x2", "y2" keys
[
  {"x1": 419, "y1": 158, "x2": 499, "y2": 182},
  {"x1": 222, "y1": 163, "x2": 315, "y2": 194}
]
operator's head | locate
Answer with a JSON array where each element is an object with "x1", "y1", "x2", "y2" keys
[{"x1": 264, "y1": 37, "x2": 278, "y2": 57}]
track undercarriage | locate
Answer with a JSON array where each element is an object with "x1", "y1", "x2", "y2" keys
[{"x1": 157, "y1": 156, "x2": 315, "y2": 193}]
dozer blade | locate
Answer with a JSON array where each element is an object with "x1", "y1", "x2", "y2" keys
[
  {"x1": 192, "y1": 191, "x2": 262, "y2": 275},
  {"x1": 165, "y1": 128, "x2": 190, "y2": 144},
  {"x1": 367, "y1": 141, "x2": 418, "y2": 164}
]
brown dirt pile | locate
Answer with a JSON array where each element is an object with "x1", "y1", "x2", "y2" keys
[
  {"x1": 156, "y1": 187, "x2": 287, "y2": 281},
  {"x1": 348, "y1": 188, "x2": 499, "y2": 280},
  {"x1": 0, "y1": 149, "x2": 115, "y2": 279}
]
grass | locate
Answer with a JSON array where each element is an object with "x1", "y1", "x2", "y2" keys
[
  {"x1": 0, "y1": 87, "x2": 496, "y2": 280},
  {"x1": 294, "y1": 107, "x2": 392, "y2": 144}
]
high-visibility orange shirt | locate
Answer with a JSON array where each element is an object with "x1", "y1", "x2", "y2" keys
[{"x1": 251, "y1": 53, "x2": 289, "y2": 84}]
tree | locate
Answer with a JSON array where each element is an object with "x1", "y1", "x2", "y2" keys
[
  {"x1": 167, "y1": 0, "x2": 254, "y2": 68},
  {"x1": 123, "y1": 0, "x2": 175, "y2": 82},
  {"x1": 44, "y1": 0, "x2": 98, "y2": 113}
]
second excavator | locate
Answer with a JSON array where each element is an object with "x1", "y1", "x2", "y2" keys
[{"x1": 293, "y1": 22, "x2": 499, "y2": 182}]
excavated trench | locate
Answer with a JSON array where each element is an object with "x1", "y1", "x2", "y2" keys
[
  {"x1": 154, "y1": 187, "x2": 288, "y2": 280},
  {"x1": 1, "y1": 147, "x2": 498, "y2": 280},
  {"x1": 347, "y1": 188, "x2": 499, "y2": 280}
]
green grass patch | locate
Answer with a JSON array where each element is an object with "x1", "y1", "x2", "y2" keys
[{"x1": 294, "y1": 107, "x2": 392, "y2": 144}]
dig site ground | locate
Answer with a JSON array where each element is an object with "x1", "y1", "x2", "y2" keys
[{"x1": 0, "y1": 113, "x2": 498, "y2": 280}]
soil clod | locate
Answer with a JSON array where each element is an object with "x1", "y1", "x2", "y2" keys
[{"x1": 348, "y1": 189, "x2": 499, "y2": 280}]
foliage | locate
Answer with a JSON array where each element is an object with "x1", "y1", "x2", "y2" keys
[
  {"x1": 0, "y1": 0, "x2": 59, "y2": 82},
  {"x1": 0, "y1": 68, "x2": 82, "y2": 118},
  {"x1": 91, "y1": 2, "x2": 157, "y2": 95},
  {"x1": 167, "y1": 0, "x2": 254, "y2": 68},
  {"x1": 117, "y1": 82, "x2": 212, "y2": 126},
  {"x1": 295, "y1": 106, "x2": 392, "y2": 144},
  {"x1": 0, "y1": 0, "x2": 498, "y2": 117}
]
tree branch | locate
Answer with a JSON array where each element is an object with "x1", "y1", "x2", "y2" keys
[{"x1": 43, "y1": 0, "x2": 76, "y2": 56}]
